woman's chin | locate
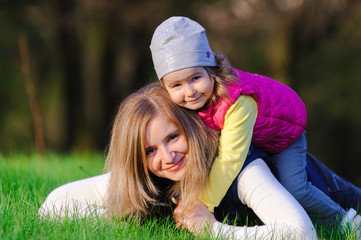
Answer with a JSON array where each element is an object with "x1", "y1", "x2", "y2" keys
[{"x1": 169, "y1": 169, "x2": 185, "y2": 181}]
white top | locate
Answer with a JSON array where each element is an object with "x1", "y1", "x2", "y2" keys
[
  {"x1": 39, "y1": 173, "x2": 109, "y2": 218},
  {"x1": 211, "y1": 159, "x2": 316, "y2": 239}
]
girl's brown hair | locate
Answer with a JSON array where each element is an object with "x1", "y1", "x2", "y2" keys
[
  {"x1": 204, "y1": 52, "x2": 239, "y2": 107},
  {"x1": 105, "y1": 82, "x2": 219, "y2": 218}
]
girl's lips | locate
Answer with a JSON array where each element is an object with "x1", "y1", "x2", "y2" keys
[
  {"x1": 165, "y1": 157, "x2": 184, "y2": 172},
  {"x1": 187, "y1": 95, "x2": 201, "y2": 103}
]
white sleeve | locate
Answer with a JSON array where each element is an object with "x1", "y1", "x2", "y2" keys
[
  {"x1": 38, "y1": 173, "x2": 110, "y2": 218},
  {"x1": 211, "y1": 159, "x2": 317, "y2": 240}
]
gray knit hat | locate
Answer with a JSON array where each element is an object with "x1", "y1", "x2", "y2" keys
[{"x1": 150, "y1": 16, "x2": 216, "y2": 80}]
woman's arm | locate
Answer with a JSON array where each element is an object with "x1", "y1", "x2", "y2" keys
[
  {"x1": 176, "y1": 159, "x2": 317, "y2": 239},
  {"x1": 213, "y1": 158, "x2": 316, "y2": 239},
  {"x1": 39, "y1": 173, "x2": 109, "y2": 218}
]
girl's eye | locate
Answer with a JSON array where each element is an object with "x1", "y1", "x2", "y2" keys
[
  {"x1": 172, "y1": 83, "x2": 181, "y2": 88},
  {"x1": 191, "y1": 76, "x2": 200, "y2": 81}
]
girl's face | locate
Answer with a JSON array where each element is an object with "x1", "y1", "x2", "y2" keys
[
  {"x1": 162, "y1": 67, "x2": 214, "y2": 110},
  {"x1": 145, "y1": 114, "x2": 188, "y2": 181}
]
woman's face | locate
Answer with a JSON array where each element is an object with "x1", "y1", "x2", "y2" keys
[{"x1": 145, "y1": 114, "x2": 188, "y2": 181}]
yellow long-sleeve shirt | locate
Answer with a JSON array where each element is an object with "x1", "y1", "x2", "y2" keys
[{"x1": 201, "y1": 95, "x2": 258, "y2": 212}]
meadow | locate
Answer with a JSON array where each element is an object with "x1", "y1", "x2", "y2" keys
[
  {"x1": 0, "y1": 153, "x2": 356, "y2": 239},
  {"x1": 0, "y1": 153, "x2": 199, "y2": 240}
]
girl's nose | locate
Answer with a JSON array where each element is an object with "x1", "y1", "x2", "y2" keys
[{"x1": 184, "y1": 84, "x2": 196, "y2": 97}]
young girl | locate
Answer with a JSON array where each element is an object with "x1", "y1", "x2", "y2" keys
[
  {"x1": 149, "y1": 16, "x2": 356, "y2": 226},
  {"x1": 39, "y1": 83, "x2": 361, "y2": 238}
]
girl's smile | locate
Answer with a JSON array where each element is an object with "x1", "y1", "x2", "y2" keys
[{"x1": 162, "y1": 67, "x2": 214, "y2": 110}]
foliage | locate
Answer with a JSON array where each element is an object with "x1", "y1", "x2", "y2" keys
[
  {"x1": 0, "y1": 1, "x2": 360, "y2": 184},
  {"x1": 0, "y1": 153, "x2": 205, "y2": 240}
]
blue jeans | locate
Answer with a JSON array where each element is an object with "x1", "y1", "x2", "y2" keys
[
  {"x1": 214, "y1": 144, "x2": 361, "y2": 226},
  {"x1": 269, "y1": 131, "x2": 346, "y2": 226},
  {"x1": 306, "y1": 153, "x2": 361, "y2": 212}
]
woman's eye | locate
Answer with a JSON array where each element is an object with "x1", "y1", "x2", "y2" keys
[
  {"x1": 146, "y1": 148, "x2": 156, "y2": 156},
  {"x1": 168, "y1": 133, "x2": 179, "y2": 142}
]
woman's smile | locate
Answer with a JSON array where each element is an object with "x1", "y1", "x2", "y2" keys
[
  {"x1": 145, "y1": 113, "x2": 188, "y2": 181},
  {"x1": 165, "y1": 157, "x2": 185, "y2": 172}
]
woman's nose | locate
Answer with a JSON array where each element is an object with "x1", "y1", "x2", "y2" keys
[{"x1": 160, "y1": 146, "x2": 175, "y2": 164}]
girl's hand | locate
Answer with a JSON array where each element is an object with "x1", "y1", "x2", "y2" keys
[{"x1": 174, "y1": 200, "x2": 216, "y2": 236}]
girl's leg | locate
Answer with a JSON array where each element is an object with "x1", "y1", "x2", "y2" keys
[
  {"x1": 270, "y1": 132, "x2": 346, "y2": 226},
  {"x1": 39, "y1": 173, "x2": 110, "y2": 218},
  {"x1": 308, "y1": 155, "x2": 361, "y2": 211}
]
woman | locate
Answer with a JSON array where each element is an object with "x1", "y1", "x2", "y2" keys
[
  {"x1": 104, "y1": 81, "x2": 219, "y2": 219},
  {"x1": 39, "y1": 82, "x2": 360, "y2": 239}
]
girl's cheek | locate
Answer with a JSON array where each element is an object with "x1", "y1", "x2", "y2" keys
[{"x1": 171, "y1": 93, "x2": 181, "y2": 104}]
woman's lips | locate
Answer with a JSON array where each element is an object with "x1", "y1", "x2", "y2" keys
[{"x1": 165, "y1": 157, "x2": 184, "y2": 172}]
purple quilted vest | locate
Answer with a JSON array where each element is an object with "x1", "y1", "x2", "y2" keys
[{"x1": 198, "y1": 68, "x2": 307, "y2": 153}]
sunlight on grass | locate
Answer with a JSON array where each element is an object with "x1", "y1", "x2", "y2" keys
[
  {"x1": 0, "y1": 153, "x2": 202, "y2": 240},
  {"x1": 0, "y1": 153, "x2": 356, "y2": 239}
]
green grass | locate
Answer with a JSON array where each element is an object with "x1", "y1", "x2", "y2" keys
[
  {"x1": 0, "y1": 153, "x2": 200, "y2": 240},
  {"x1": 0, "y1": 153, "x2": 358, "y2": 239}
]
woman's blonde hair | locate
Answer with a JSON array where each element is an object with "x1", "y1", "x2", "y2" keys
[{"x1": 105, "y1": 82, "x2": 219, "y2": 218}]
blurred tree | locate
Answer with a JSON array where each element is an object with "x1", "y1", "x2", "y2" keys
[
  {"x1": 290, "y1": 0, "x2": 361, "y2": 185},
  {"x1": 194, "y1": 0, "x2": 361, "y2": 185},
  {"x1": 19, "y1": 33, "x2": 45, "y2": 154},
  {"x1": 0, "y1": 0, "x2": 360, "y2": 185}
]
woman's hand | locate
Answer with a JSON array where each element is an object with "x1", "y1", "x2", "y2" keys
[{"x1": 174, "y1": 200, "x2": 216, "y2": 236}]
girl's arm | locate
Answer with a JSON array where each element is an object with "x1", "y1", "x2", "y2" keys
[
  {"x1": 177, "y1": 159, "x2": 316, "y2": 239},
  {"x1": 201, "y1": 95, "x2": 257, "y2": 212},
  {"x1": 38, "y1": 173, "x2": 109, "y2": 218}
]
